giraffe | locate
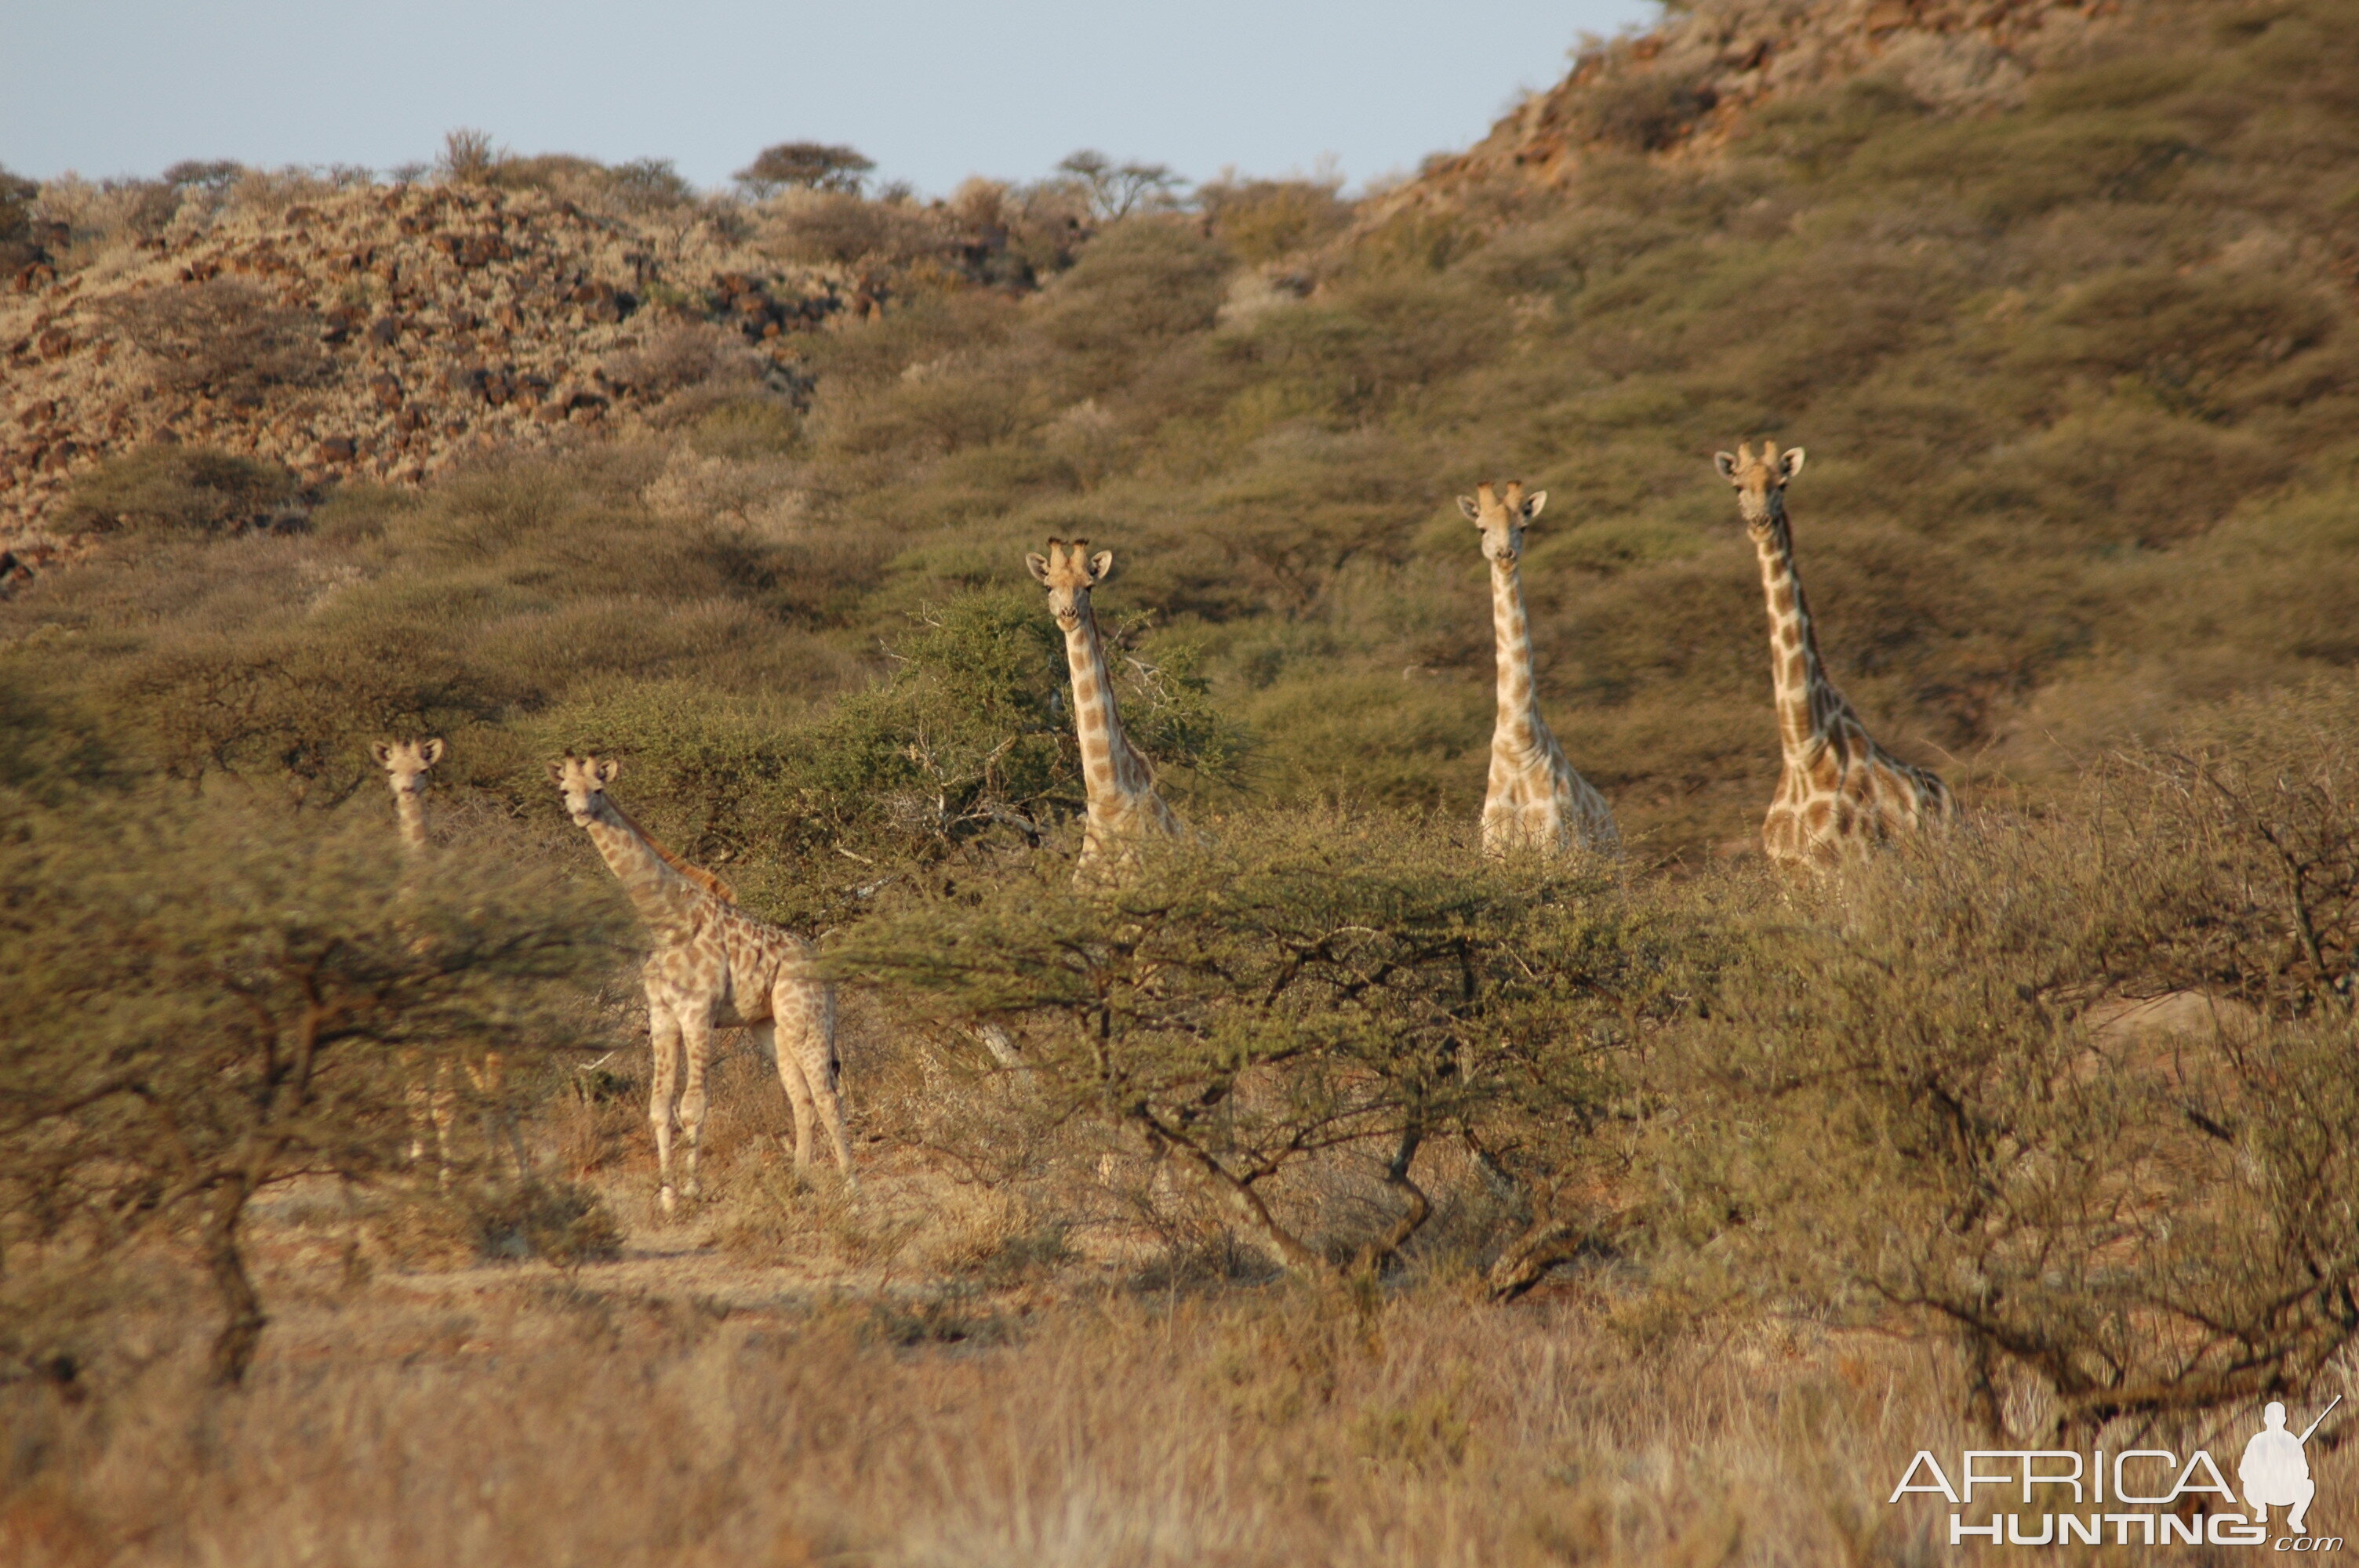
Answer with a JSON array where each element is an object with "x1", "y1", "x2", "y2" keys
[
  {"x1": 1458, "y1": 481, "x2": 1620, "y2": 858},
  {"x1": 1713, "y1": 441, "x2": 1956, "y2": 867},
  {"x1": 371, "y1": 736, "x2": 482, "y2": 1179},
  {"x1": 1025, "y1": 538, "x2": 1185, "y2": 884},
  {"x1": 1027, "y1": 538, "x2": 1187, "y2": 1199},
  {"x1": 371, "y1": 737, "x2": 444, "y2": 854},
  {"x1": 549, "y1": 754, "x2": 851, "y2": 1214}
]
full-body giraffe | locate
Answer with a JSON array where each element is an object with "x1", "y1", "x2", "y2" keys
[
  {"x1": 371, "y1": 737, "x2": 496, "y2": 1180},
  {"x1": 1714, "y1": 442, "x2": 1955, "y2": 866},
  {"x1": 1026, "y1": 539, "x2": 1186, "y2": 883},
  {"x1": 1459, "y1": 481, "x2": 1620, "y2": 858},
  {"x1": 550, "y1": 755, "x2": 851, "y2": 1214},
  {"x1": 1026, "y1": 539, "x2": 1187, "y2": 1196}
]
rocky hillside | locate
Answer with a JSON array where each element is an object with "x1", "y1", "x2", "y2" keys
[
  {"x1": 0, "y1": 182, "x2": 859, "y2": 563},
  {"x1": 1365, "y1": 0, "x2": 2129, "y2": 229}
]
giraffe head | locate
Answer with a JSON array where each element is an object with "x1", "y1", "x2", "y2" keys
[
  {"x1": 1712, "y1": 441, "x2": 1806, "y2": 532},
  {"x1": 548, "y1": 753, "x2": 621, "y2": 826},
  {"x1": 1025, "y1": 538, "x2": 1114, "y2": 630},
  {"x1": 370, "y1": 737, "x2": 445, "y2": 804},
  {"x1": 1456, "y1": 480, "x2": 1547, "y2": 568}
]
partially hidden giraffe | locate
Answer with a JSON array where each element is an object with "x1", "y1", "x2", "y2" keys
[
  {"x1": 1025, "y1": 539, "x2": 1187, "y2": 1201},
  {"x1": 1459, "y1": 481, "x2": 1620, "y2": 858},
  {"x1": 1026, "y1": 539, "x2": 1186, "y2": 884},
  {"x1": 371, "y1": 736, "x2": 504, "y2": 1181},
  {"x1": 1713, "y1": 441, "x2": 1956, "y2": 866},
  {"x1": 550, "y1": 754, "x2": 851, "y2": 1213},
  {"x1": 372, "y1": 737, "x2": 444, "y2": 855}
]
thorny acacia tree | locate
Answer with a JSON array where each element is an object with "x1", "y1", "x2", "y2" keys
[
  {"x1": 834, "y1": 812, "x2": 1666, "y2": 1279},
  {"x1": 1685, "y1": 692, "x2": 2359, "y2": 1434},
  {"x1": 0, "y1": 791, "x2": 620, "y2": 1385}
]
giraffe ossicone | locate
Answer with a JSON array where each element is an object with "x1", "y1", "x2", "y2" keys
[
  {"x1": 1713, "y1": 440, "x2": 1956, "y2": 867},
  {"x1": 549, "y1": 753, "x2": 851, "y2": 1214},
  {"x1": 1027, "y1": 537, "x2": 1186, "y2": 885},
  {"x1": 1459, "y1": 480, "x2": 1620, "y2": 858}
]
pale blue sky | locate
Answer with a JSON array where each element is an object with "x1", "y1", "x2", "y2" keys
[{"x1": 2, "y1": 0, "x2": 1656, "y2": 197}]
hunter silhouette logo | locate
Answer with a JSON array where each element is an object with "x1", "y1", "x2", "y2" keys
[
  {"x1": 2245, "y1": 1398, "x2": 2338, "y2": 1537},
  {"x1": 1888, "y1": 1397, "x2": 2346, "y2": 1550}
]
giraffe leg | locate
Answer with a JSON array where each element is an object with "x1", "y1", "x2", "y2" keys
[
  {"x1": 648, "y1": 999, "x2": 684, "y2": 1217},
  {"x1": 777, "y1": 978, "x2": 854, "y2": 1185},
  {"x1": 676, "y1": 1011, "x2": 714, "y2": 1203},
  {"x1": 757, "y1": 1019, "x2": 818, "y2": 1173},
  {"x1": 430, "y1": 1058, "x2": 458, "y2": 1189},
  {"x1": 467, "y1": 1049, "x2": 529, "y2": 1181},
  {"x1": 402, "y1": 1048, "x2": 433, "y2": 1168}
]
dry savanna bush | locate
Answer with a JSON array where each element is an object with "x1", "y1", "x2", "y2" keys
[
  {"x1": 1646, "y1": 684, "x2": 2359, "y2": 1440},
  {"x1": 97, "y1": 278, "x2": 329, "y2": 402},
  {"x1": 0, "y1": 787, "x2": 625, "y2": 1384}
]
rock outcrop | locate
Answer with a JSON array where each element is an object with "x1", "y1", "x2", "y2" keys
[
  {"x1": 1361, "y1": 0, "x2": 2131, "y2": 230},
  {"x1": 0, "y1": 181, "x2": 857, "y2": 559}
]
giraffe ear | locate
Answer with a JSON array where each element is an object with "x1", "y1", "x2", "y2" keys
[
  {"x1": 592, "y1": 757, "x2": 620, "y2": 788},
  {"x1": 1457, "y1": 495, "x2": 1481, "y2": 523},
  {"x1": 1778, "y1": 447, "x2": 1805, "y2": 481},
  {"x1": 546, "y1": 760, "x2": 567, "y2": 784},
  {"x1": 1088, "y1": 550, "x2": 1114, "y2": 583},
  {"x1": 418, "y1": 738, "x2": 445, "y2": 768},
  {"x1": 369, "y1": 740, "x2": 394, "y2": 767},
  {"x1": 1712, "y1": 452, "x2": 1738, "y2": 480},
  {"x1": 1025, "y1": 552, "x2": 1050, "y2": 583},
  {"x1": 1521, "y1": 490, "x2": 1547, "y2": 520}
]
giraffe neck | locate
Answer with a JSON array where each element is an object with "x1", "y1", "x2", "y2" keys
[
  {"x1": 1489, "y1": 557, "x2": 1549, "y2": 750},
  {"x1": 1751, "y1": 517, "x2": 1837, "y2": 758},
  {"x1": 579, "y1": 800, "x2": 705, "y2": 935},
  {"x1": 393, "y1": 792, "x2": 428, "y2": 853},
  {"x1": 1063, "y1": 607, "x2": 1155, "y2": 808}
]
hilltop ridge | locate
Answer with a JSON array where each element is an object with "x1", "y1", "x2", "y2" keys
[
  {"x1": 1363, "y1": 0, "x2": 2129, "y2": 227},
  {"x1": 0, "y1": 181, "x2": 857, "y2": 560}
]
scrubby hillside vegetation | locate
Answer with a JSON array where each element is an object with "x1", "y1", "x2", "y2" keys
[
  {"x1": 5, "y1": 0, "x2": 2359, "y2": 1562},
  {"x1": 13, "y1": 0, "x2": 2354, "y2": 851}
]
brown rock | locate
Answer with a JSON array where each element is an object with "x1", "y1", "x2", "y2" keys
[
  {"x1": 316, "y1": 436, "x2": 357, "y2": 463},
  {"x1": 35, "y1": 328, "x2": 72, "y2": 361}
]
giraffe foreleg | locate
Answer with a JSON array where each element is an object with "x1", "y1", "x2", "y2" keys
[
  {"x1": 676, "y1": 1011, "x2": 714, "y2": 1203},
  {"x1": 648, "y1": 996, "x2": 685, "y2": 1217}
]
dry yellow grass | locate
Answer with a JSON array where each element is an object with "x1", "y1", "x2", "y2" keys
[
  {"x1": 0, "y1": 1220, "x2": 1982, "y2": 1568},
  {"x1": 12, "y1": 1134, "x2": 2354, "y2": 1568}
]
